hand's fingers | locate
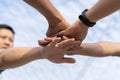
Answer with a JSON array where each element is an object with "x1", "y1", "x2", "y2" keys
[
  {"x1": 56, "y1": 30, "x2": 65, "y2": 37},
  {"x1": 62, "y1": 36, "x2": 71, "y2": 40},
  {"x1": 63, "y1": 41, "x2": 81, "y2": 49},
  {"x1": 50, "y1": 57, "x2": 76, "y2": 63},
  {"x1": 57, "y1": 29, "x2": 75, "y2": 39},
  {"x1": 38, "y1": 40, "x2": 50, "y2": 46},
  {"x1": 45, "y1": 37, "x2": 54, "y2": 41},
  {"x1": 60, "y1": 57, "x2": 76, "y2": 63},
  {"x1": 56, "y1": 38, "x2": 76, "y2": 48},
  {"x1": 49, "y1": 37, "x2": 61, "y2": 47},
  {"x1": 45, "y1": 36, "x2": 59, "y2": 41},
  {"x1": 39, "y1": 37, "x2": 59, "y2": 46},
  {"x1": 50, "y1": 33, "x2": 59, "y2": 37},
  {"x1": 57, "y1": 40, "x2": 82, "y2": 52},
  {"x1": 48, "y1": 54, "x2": 76, "y2": 63}
]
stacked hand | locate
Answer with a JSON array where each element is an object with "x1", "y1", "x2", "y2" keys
[
  {"x1": 39, "y1": 20, "x2": 88, "y2": 46},
  {"x1": 39, "y1": 20, "x2": 70, "y2": 46},
  {"x1": 38, "y1": 19, "x2": 89, "y2": 64},
  {"x1": 58, "y1": 20, "x2": 88, "y2": 41},
  {"x1": 41, "y1": 36, "x2": 81, "y2": 63}
]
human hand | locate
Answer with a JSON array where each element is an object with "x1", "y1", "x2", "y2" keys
[
  {"x1": 46, "y1": 20, "x2": 70, "y2": 37},
  {"x1": 58, "y1": 20, "x2": 89, "y2": 43},
  {"x1": 39, "y1": 20, "x2": 70, "y2": 46},
  {"x1": 41, "y1": 37, "x2": 81, "y2": 63},
  {"x1": 39, "y1": 20, "x2": 88, "y2": 46}
]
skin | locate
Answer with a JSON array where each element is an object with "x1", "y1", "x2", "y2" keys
[
  {"x1": 24, "y1": 0, "x2": 70, "y2": 37},
  {"x1": 23, "y1": 0, "x2": 120, "y2": 46},
  {"x1": 42, "y1": 37, "x2": 120, "y2": 57},
  {"x1": 0, "y1": 37, "x2": 81, "y2": 70},
  {"x1": 0, "y1": 29, "x2": 14, "y2": 49},
  {"x1": 64, "y1": 41, "x2": 120, "y2": 57},
  {"x1": 59, "y1": 0, "x2": 120, "y2": 41}
]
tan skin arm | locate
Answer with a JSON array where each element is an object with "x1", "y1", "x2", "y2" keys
[
  {"x1": 58, "y1": 0, "x2": 120, "y2": 42},
  {"x1": 24, "y1": 0, "x2": 63, "y2": 24},
  {"x1": 24, "y1": 0, "x2": 120, "y2": 46},
  {"x1": 24, "y1": 0, "x2": 70, "y2": 37},
  {"x1": 86, "y1": 0, "x2": 120, "y2": 22},
  {"x1": 0, "y1": 47, "x2": 42, "y2": 69}
]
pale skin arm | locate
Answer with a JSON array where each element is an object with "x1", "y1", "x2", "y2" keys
[
  {"x1": 72, "y1": 41, "x2": 120, "y2": 57},
  {"x1": 0, "y1": 37, "x2": 80, "y2": 70},
  {"x1": 23, "y1": 0, "x2": 70, "y2": 37}
]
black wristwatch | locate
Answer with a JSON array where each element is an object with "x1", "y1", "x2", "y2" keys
[{"x1": 79, "y1": 9, "x2": 96, "y2": 27}]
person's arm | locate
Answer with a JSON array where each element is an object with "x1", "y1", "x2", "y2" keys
[
  {"x1": 58, "y1": 0, "x2": 120, "y2": 42},
  {"x1": 24, "y1": 0, "x2": 69, "y2": 37},
  {"x1": 0, "y1": 37, "x2": 80, "y2": 70},
  {"x1": 0, "y1": 47, "x2": 43, "y2": 70},
  {"x1": 74, "y1": 41, "x2": 120, "y2": 57},
  {"x1": 24, "y1": 0, "x2": 63, "y2": 25},
  {"x1": 86, "y1": 0, "x2": 120, "y2": 22}
]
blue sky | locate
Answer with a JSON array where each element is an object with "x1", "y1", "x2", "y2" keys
[{"x1": 0, "y1": 0, "x2": 120, "y2": 80}]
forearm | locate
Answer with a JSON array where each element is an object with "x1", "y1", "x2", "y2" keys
[
  {"x1": 98, "y1": 42, "x2": 120, "y2": 56},
  {"x1": 75, "y1": 42, "x2": 120, "y2": 57},
  {"x1": 75, "y1": 43, "x2": 105, "y2": 57},
  {"x1": 86, "y1": 0, "x2": 120, "y2": 22},
  {"x1": 0, "y1": 47, "x2": 43, "y2": 70},
  {"x1": 24, "y1": 0, "x2": 64, "y2": 25}
]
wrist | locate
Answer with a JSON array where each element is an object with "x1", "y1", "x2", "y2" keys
[
  {"x1": 38, "y1": 47, "x2": 46, "y2": 59},
  {"x1": 76, "y1": 20, "x2": 89, "y2": 31},
  {"x1": 48, "y1": 16, "x2": 65, "y2": 27},
  {"x1": 79, "y1": 9, "x2": 96, "y2": 27},
  {"x1": 85, "y1": 10, "x2": 98, "y2": 22}
]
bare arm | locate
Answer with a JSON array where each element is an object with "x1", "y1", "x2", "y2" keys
[
  {"x1": 24, "y1": 0, "x2": 69, "y2": 37},
  {"x1": 24, "y1": 0, "x2": 64, "y2": 25},
  {"x1": 58, "y1": 0, "x2": 120, "y2": 42},
  {"x1": 0, "y1": 47, "x2": 43, "y2": 69},
  {"x1": 0, "y1": 37, "x2": 80, "y2": 70},
  {"x1": 74, "y1": 42, "x2": 120, "y2": 57},
  {"x1": 86, "y1": 0, "x2": 120, "y2": 22}
]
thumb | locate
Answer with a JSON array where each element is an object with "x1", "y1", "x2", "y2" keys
[
  {"x1": 49, "y1": 37, "x2": 61, "y2": 47},
  {"x1": 61, "y1": 57, "x2": 76, "y2": 63},
  {"x1": 38, "y1": 40, "x2": 50, "y2": 46},
  {"x1": 56, "y1": 30, "x2": 66, "y2": 37},
  {"x1": 57, "y1": 29, "x2": 74, "y2": 38}
]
